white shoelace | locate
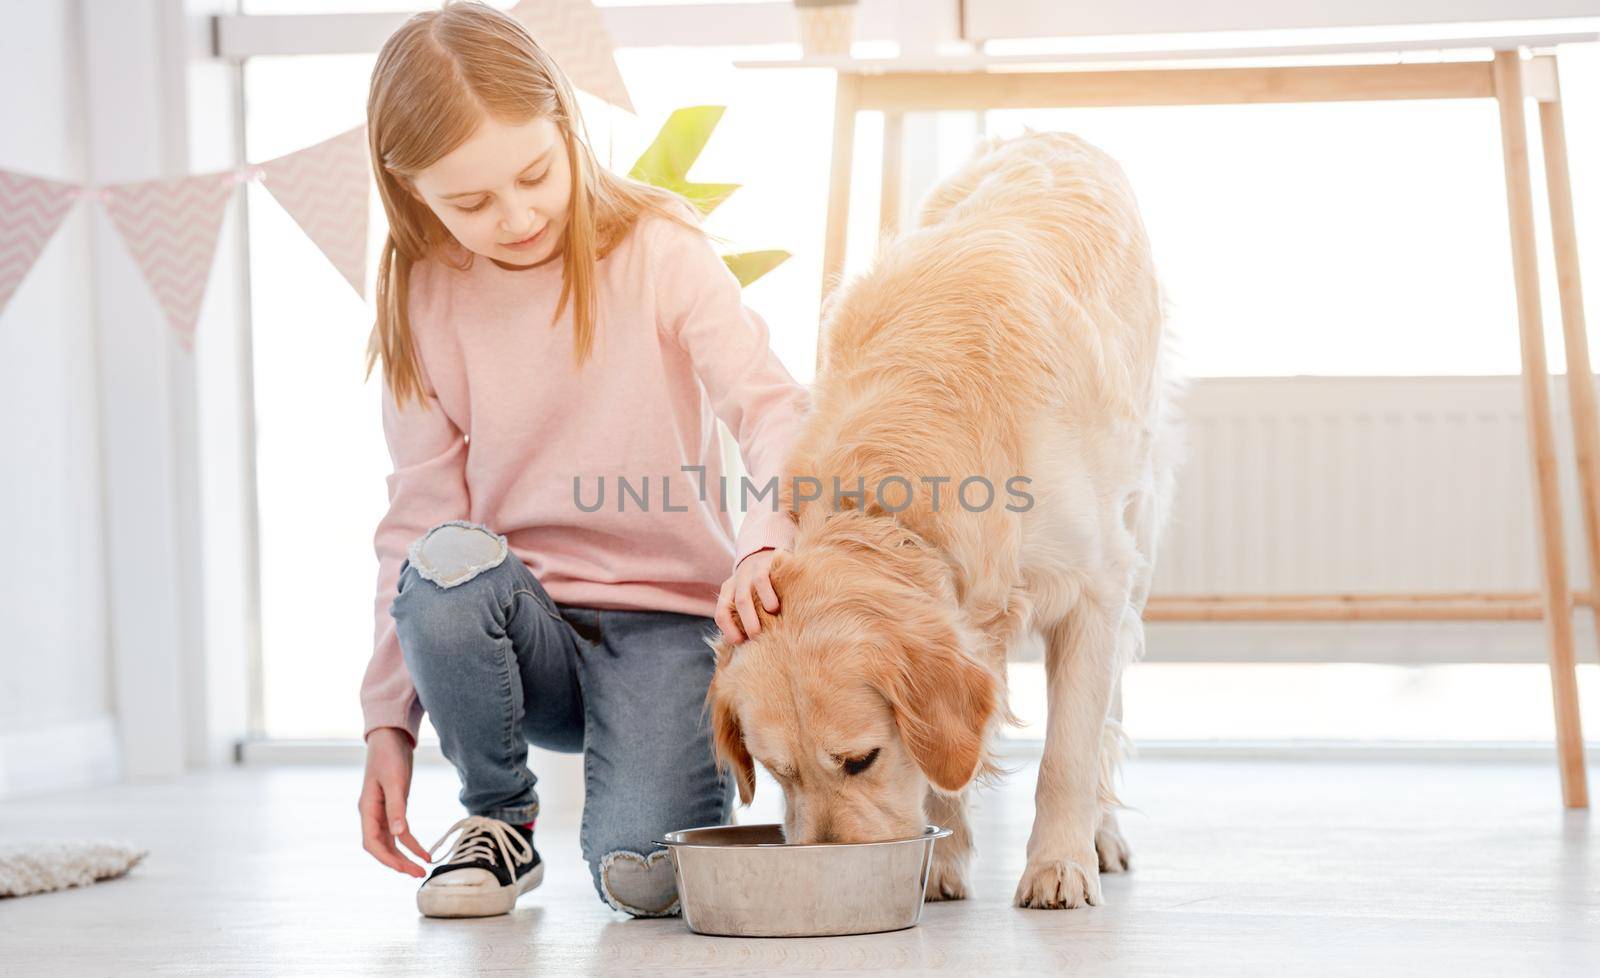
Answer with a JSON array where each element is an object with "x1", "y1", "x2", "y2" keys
[{"x1": 426, "y1": 815, "x2": 534, "y2": 871}]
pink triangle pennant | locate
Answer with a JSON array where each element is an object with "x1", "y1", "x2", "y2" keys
[
  {"x1": 0, "y1": 169, "x2": 81, "y2": 318},
  {"x1": 100, "y1": 171, "x2": 234, "y2": 350},
  {"x1": 511, "y1": 0, "x2": 634, "y2": 114},
  {"x1": 259, "y1": 125, "x2": 372, "y2": 298}
]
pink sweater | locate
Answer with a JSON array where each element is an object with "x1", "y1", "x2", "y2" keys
[{"x1": 360, "y1": 213, "x2": 810, "y2": 742}]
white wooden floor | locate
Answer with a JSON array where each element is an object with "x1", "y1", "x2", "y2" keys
[{"x1": 2, "y1": 756, "x2": 1597, "y2": 976}]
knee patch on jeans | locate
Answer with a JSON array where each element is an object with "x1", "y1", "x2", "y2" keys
[
  {"x1": 408, "y1": 520, "x2": 509, "y2": 589},
  {"x1": 598, "y1": 849, "x2": 679, "y2": 917}
]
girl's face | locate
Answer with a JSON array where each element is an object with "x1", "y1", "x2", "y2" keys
[{"x1": 409, "y1": 115, "x2": 573, "y2": 267}]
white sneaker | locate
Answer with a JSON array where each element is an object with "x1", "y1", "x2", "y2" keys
[{"x1": 416, "y1": 815, "x2": 544, "y2": 918}]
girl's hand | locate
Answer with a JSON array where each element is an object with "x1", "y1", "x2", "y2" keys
[
  {"x1": 716, "y1": 547, "x2": 782, "y2": 643},
  {"x1": 359, "y1": 727, "x2": 431, "y2": 878}
]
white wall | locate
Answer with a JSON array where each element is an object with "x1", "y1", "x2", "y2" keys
[
  {"x1": 0, "y1": 2, "x2": 118, "y2": 795},
  {"x1": 186, "y1": 0, "x2": 257, "y2": 773},
  {"x1": 0, "y1": 0, "x2": 253, "y2": 798}
]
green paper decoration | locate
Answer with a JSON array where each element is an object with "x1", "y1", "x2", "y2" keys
[
  {"x1": 629, "y1": 106, "x2": 790, "y2": 287},
  {"x1": 721, "y1": 249, "x2": 791, "y2": 287}
]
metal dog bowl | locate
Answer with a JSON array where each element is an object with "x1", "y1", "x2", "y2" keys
[{"x1": 657, "y1": 823, "x2": 951, "y2": 937}]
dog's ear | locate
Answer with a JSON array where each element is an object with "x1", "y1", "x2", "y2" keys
[
  {"x1": 707, "y1": 639, "x2": 756, "y2": 805},
  {"x1": 874, "y1": 619, "x2": 998, "y2": 793}
]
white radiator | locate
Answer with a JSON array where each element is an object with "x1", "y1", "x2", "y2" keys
[{"x1": 1146, "y1": 375, "x2": 1599, "y2": 665}]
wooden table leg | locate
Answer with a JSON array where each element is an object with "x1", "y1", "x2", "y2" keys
[
  {"x1": 820, "y1": 72, "x2": 861, "y2": 366},
  {"x1": 880, "y1": 110, "x2": 905, "y2": 236},
  {"x1": 1538, "y1": 58, "x2": 1600, "y2": 662},
  {"x1": 1493, "y1": 49, "x2": 1589, "y2": 808}
]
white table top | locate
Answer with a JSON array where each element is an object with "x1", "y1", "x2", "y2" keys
[{"x1": 735, "y1": 31, "x2": 1599, "y2": 73}]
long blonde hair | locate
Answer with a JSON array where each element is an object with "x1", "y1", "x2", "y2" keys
[{"x1": 365, "y1": 0, "x2": 698, "y2": 410}]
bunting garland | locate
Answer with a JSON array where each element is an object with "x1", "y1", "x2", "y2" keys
[
  {"x1": 101, "y1": 171, "x2": 238, "y2": 350},
  {"x1": 0, "y1": 0, "x2": 642, "y2": 345},
  {"x1": 0, "y1": 171, "x2": 80, "y2": 314},
  {"x1": 259, "y1": 126, "x2": 372, "y2": 298},
  {"x1": 0, "y1": 123, "x2": 371, "y2": 347},
  {"x1": 511, "y1": 0, "x2": 634, "y2": 114}
]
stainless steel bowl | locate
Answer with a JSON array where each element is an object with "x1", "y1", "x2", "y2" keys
[{"x1": 657, "y1": 823, "x2": 951, "y2": 937}]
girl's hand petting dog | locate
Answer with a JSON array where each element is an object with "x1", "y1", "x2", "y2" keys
[{"x1": 716, "y1": 546, "x2": 782, "y2": 643}]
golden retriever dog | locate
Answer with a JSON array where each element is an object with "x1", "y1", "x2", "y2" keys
[{"x1": 708, "y1": 131, "x2": 1180, "y2": 909}]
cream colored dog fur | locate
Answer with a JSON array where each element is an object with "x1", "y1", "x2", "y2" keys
[{"x1": 709, "y1": 131, "x2": 1181, "y2": 909}]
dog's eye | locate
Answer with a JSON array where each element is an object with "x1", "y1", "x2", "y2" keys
[{"x1": 842, "y1": 748, "x2": 880, "y2": 776}]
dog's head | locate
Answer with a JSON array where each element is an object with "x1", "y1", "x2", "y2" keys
[{"x1": 707, "y1": 509, "x2": 1001, "y2": 843}]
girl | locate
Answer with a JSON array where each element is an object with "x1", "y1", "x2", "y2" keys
[{"x1": 355, "y1": 1, "x2": 806, "y2": 919}]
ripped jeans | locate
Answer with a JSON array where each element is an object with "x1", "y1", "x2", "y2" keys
[{"x1": 389, "y1": 520, "x2": 733, "y2": 917}]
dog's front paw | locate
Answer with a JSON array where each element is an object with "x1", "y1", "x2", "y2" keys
[
  {"x1": 925, "y1": 852, "x2": 970, "y2": 901},
  {"x1": 1013, "y1": 856, "x2": 1102, "y2": 909},
  {"x1": 1095, "y1": 816, "x2": 1131, "y2": 874}
]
